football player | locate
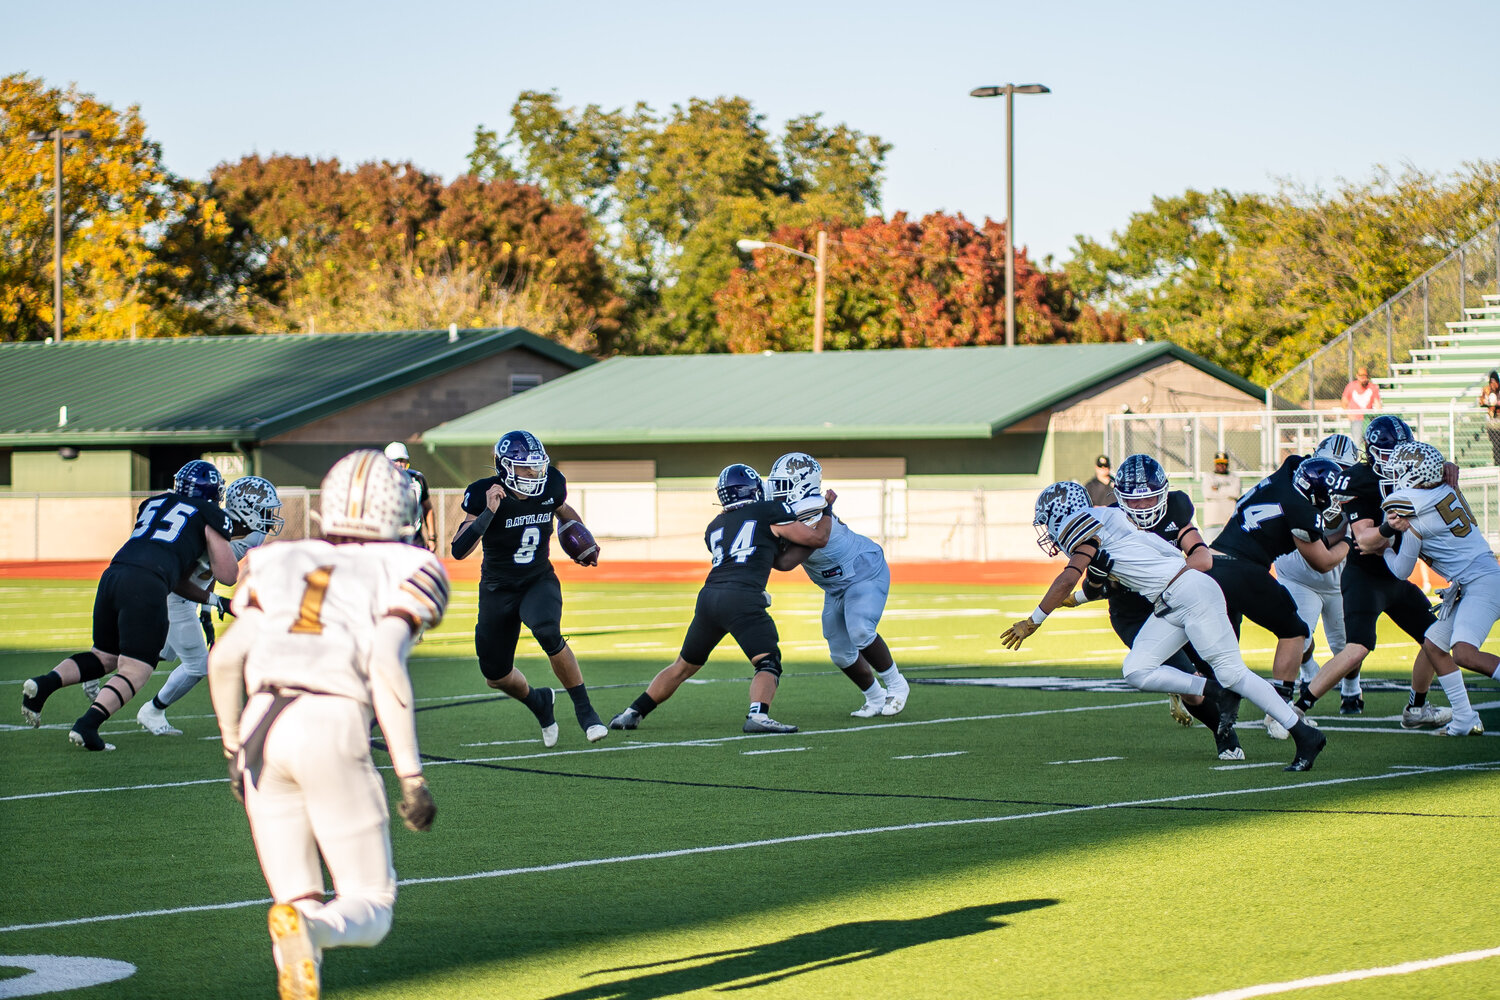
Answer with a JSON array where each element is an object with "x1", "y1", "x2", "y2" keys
[
  {"x1": 1298, "y1": 441, "x2": 1488, "y2": 735},
  {"x1": 451, "y1": 430, "x2": 606, "y2": 746},
  {"x1": 1005, "y1": 482, "x2": 1327, "y2": 771},
  {"x1": 1072, "y1": 454, "x2": 1244, "y2": 760},
  {"x1": 609, "y1": 464, "x2": 832, "y2": 734},
  {"x1": 136, "y1": 476, "x2": 284, "y2": 736},
  {"x1": 766, "y1": 452, "x2": 911, "y2": 718},
  {"x1": 21, "y1": 461, "x2": 238, "y2": 751},
  {"x1": 385, "y1": 442, "x2": 435, "y2": 551},
  {"x1": 1293, "y1": 417, "x2": 1464, "y2": 729},
  {"x1": 1271, "y1": 434, "x2": 1363, "y2": 711},
  {"x1": 208, "y1": 450, "x2": 445, "y2": 1000},
  {"x1": 1206, "y1": 448, "x2": 1349, "y2": 738}
]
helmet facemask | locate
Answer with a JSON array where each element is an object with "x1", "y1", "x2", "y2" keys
[
  {"x1": 767, "y1": 452, "x2": 822, "y2": 502},
  {"x1": 225, "y1": 476, "x2": 284, "y2": 535},
  {"x1": 1113, "y1": 454, "x2": 1169, "y2": 530}
]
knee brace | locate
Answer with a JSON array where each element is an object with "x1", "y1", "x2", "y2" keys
[
  {"x1": 753, "y1": 653, "x2": 783, "y2": 680},
  {"x1": 72, "y1": 651, "x2": 106, "y2": 681}
]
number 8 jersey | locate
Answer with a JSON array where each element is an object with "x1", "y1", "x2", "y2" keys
[
  {"x1": 229, "y1": 539, "x2": 450, "y2": 704},
  {"x1": 461, "y1": 467, "x2": 568, "y2": 591}
]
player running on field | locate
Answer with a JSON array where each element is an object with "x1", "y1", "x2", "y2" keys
[
  {"x1": 385, "y1": 442, "x2": 436, "y2": 550},
  {"x1": 1071, "y1": 453, "x2": 1244, "y2": 759},
  {"x1": 766, "y1": 452, "x2": 911, "y2": 718},
  {"x1": 22, "y1": 460, "x2": 238, "y2": 751},
  {"x1": 136, "y1": 475, "x2": 283, "y2": 736},
  {"x1": 1296, "y1": 441, "x2": 1488, "y2": 735},
  {"x1": 208, "y1": 449, "x2": 446, "y2": 1000},
  {"x1": 1294, "y1": 417, "x2": 1466, "y2": 730},
  {"x1": 1271, "y1": 434, "x2": 1363, "y2": 712},
  {"x1": 1004, "y1": 481, "x2": 1327, "y2": 771},
  {"x1": 451, "y1": 430, "x2": 606, "y2": 747},
  {"x1": 610, "y1": 464, "x2": 831, "y2": 734}
]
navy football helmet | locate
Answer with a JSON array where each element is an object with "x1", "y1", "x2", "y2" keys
[
  {"x1": 493, "y1": 430, "x2": 549, "y2": 497},
  {"x1": 1363, "y1": 415, "x2": 1413, "y2": 478},
  {"x1": 1113, "y1": 454, "x2": 1170, "y2": 529},
  {"x1": 173, "y1": 461, "x2": 224, "y2": 503},
  {"x1": 716, "y1": 464, "x2": 765, "y2": 509},
  {"x1": 1313, "y1": 433, "x2": 1359, "y2": 468},
  {"x1": 1293, "y1": 457, "x2": 1347, "y2": 517}
]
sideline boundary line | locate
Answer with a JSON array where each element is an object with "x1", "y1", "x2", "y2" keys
[
  {"x1": 1185, "y1": 944, "x2": 1500, "y2": 999},
  {"x1": 2, "y1": 759, "x2": 1493, "y2": 936}
]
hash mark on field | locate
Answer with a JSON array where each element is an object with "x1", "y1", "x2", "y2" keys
[
  {"x1": 892, "y1": 751, "x2": 968, "y2": 760},
  {"x1": 8, "y1": 759, "x2": 1496, "y2": 936},
  {"x1": 741, "y1": 747, "x2": 808, "y2": 755},
  {"x1": 1213, "y1": 762, "x2": 1288, "y2": 771},
  {"x1": 1048, "y1": 756, "x2": 1123, "y2": 765}
]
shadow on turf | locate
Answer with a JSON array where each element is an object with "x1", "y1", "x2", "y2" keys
[{"x1": 537, "y1": 900, "x2": 1058, "y2": 999}]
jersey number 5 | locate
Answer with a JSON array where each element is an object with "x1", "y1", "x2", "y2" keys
[
  {"x1": 289, "y1": 565, "x2": 335, "y2": 634},
  {"x1": 1437, "y1": 492, "x2": 1477, "y2": 537},
  {"x1": 130, "y1": 498, "x2": 196, "y2": 543}
]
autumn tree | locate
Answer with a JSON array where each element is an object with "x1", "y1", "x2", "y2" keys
[
  {"x1": 0, "y1": 73, "x2": 225, "y2": 341},
  {"x1": 715, "y1": 212, "x2": 1127, "y2": 352}
]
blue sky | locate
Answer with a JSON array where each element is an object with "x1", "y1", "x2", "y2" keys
[{"x1": 5, "y1": 0, "x2": 1495, "y2": 263}]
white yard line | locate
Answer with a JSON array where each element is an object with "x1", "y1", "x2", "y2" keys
[
  {"x1": 1184, "y1": 945, "x2": 1500, "y2": 999},
  {"x1": 1048, "y1": 756, "x2": 1124, "y2": 765},
  {"x1": 2, "y1": 759, "x2": 1493, "y2": 936},
  {"x1": 894, "y1": 751, "x2": 969, "y2": 760},
  {"x1": 741, "y1": 747, "x2": 808, "y2": 755}
]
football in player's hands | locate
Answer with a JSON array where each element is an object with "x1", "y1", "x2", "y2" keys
[{"x1": 557, "y1": 519, "x2": 599, "y2": 565}]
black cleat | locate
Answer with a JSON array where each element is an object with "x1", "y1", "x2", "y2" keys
[
  {"x1": 21, "y1": 678, "x2": 46, "y2": 728},
  {"x1": 1284, "y1": 719, "x2": 1327, "y2": 772},
  {"x1": 67, "y1": 724, "x2": 115, "y2": 752},
  {"x1": 1339, "y1": 694, "x2": 1365, "y2": 716},
  {"x1": 1214, "y1": 727, "x2": 1244, "y2": 761}
]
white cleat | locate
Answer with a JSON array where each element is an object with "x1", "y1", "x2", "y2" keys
[
  {"x1": 81, "y1": 678, "x2": 101, "y2": 702},
  {"x1": 850, "y1": 700, "x2": 886, "y2": 718},
  {"x1": 1435, "y1": 717, "x2": 1484, "y2": 736},
  {"x1": 136, "y1": 701, "x2": 182, "y2": 736},
  {"x1": 880, "y1": 676, "x2": 910, "y2": 716},
  {"x1": 584, "y1": 724, "x2": 608, "y2": 743},
  {"x1": 1264, "y1": 713, "x2": 1290, "y2": 740},
  {"x1": 1169, "y1": 693, "x2": 1194, "y2": 727},
  {"x1": 268, "y1": 903, "x2": 321, "y2": 1000},
  {"x1": 21, "y1": 678, "x2": 42, "y2": 728},
  {"x1": 540, "y1": 722, "x2": 560, "y2": 749},
  {"x1": 1401, "y1": 703, "x2": 1453, "y2": 730},
  {"x1": 1217, "y1": 746, "x2": 1246, "y2": 761}
]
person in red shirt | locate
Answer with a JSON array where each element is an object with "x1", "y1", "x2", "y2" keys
[{"x1": 1341, "y1": 367, "x2": 1382, "y2": 436}]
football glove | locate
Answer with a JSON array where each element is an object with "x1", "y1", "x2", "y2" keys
[
  {"x1": 200, "y1": 609, "x2": 216, "y2": 648},
  {"x1": 227, "y1": 751, "x2": 245, "y2": 806},
  {"x1": 397, "y1": 774, "x2": 436, "y2": 832},
  {"x1": 208, "y1": 593, "x2": 234, "y2": 620},
  {"x1": 1086, "y1": 548, "x2": 1115, "y2": 587}
]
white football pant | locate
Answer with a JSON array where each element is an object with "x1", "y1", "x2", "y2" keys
[
  {"x1": 157, "y1": 596, "x2": 210, "y2": 706},
  {"x1": 1424, "y1": 573, "x2": 1500, "y2": 652},
  {"x1": 820, "y1": 555, "x2": 890, "y2": 669}
]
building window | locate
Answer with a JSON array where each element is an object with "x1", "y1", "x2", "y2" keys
[{"x1": 510, "y1": 373, "x2": 543, "y2": 395}]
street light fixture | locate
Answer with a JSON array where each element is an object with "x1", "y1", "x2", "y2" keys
[
  {"x1": 970, "y1": 83, "x2": 1049, "y2": 348},
  {"x1": 26, "y1": 127, "x2": 92, "y2": 342},
  {"x1": 735, "y1": 231, "x2": 829, "y2": 352}
]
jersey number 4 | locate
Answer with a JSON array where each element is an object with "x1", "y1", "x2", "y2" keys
[
  {"x1": 130, "y1": 498, "x2": 196, "y2": 543},
  {"x1": 1240, "y1": 503, "x2": 1283, "y2": 530},
  {"x1": 710, "y1": 522, "x2": 757, "y2": 566}
]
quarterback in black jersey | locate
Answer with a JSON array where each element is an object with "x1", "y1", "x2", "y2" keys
[
  {"x1": 610, "y1": 464, "x2": 831, "y2": 734},
  {"x1": 22, "y1": 460, "x2": 238, "y2": 751},
  {"x1": 452, "y1": 431, "x2": 606, "y2": 747},
  {"x1": 1207, "y1": 453, "x2": 1348, "y2": 714}
]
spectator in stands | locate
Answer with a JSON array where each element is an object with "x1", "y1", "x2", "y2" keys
[
  {"x1": 1085, "y1": 455, "x2": 1115, "y2": 506},
  {"x1": 1341, "y1": 367, "x2": 1382, "y2": 437},
  {"x1": 1202, "y1": 451, "x2": 1240, "y2": 535},
  {"x1": 1480, "y1": 370, "x2": 1500, "y2": 465}
]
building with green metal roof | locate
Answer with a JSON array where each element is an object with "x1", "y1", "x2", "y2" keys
[
  {"x1": 420, "y1": 342, "x2": 1265, "y2": 488},
  {"x1": 0, "y1": 327, "x2": 591, "y2": 492}
]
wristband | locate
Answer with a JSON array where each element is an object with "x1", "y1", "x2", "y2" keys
[
  {"x1": 1184, "y1": 541, "x2": 1207, "y2": 557},
  {"x1": 1071, "y1": 590, "x2": 1089, "y2": 607},
  {"x1": 1029, "y1": 607, "x2": 1048, "y2": 626},
  {"x1": 1378, "y1": 521, "x2": 1397, "y2": 538}
]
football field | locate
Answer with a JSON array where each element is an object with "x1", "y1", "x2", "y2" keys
[{"x1": 2, "y1": 576, "x2": 1498, "y2": 999}]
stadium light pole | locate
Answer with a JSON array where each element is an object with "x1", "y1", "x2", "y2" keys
[
  {"x1": 969, "y1": 83, "x2": 1049, "y2": 348},
  {"x1": 26, "y1": 128, "x2": 92, "y2": 342},
  {"x1": 735, "y1": 231, "x2": 828, "y2": 352}
]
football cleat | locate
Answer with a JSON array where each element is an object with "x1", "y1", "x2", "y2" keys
[
  {"x1": 1401, "y1": 703, "x2": 1452, "y2": 730},
  {"x1": 1339, "y1": 694, "x2": 1365, "y2": 716},
  {"x1": 584, "y1": 723, "x2": 608, "y2": 743},
  {"x1": 136, "y1": 701, "x2": 182, "y2": 736},
  {"x1": 1284, "y1": 720, "x2": 1327, "y2": 772},
  {"x1": 1169, "y1": 693, "x2": 1194, "y2": 727},
  {"x1": 1435, "y1": 718, "x2": 1484, "y2": 737},
  {"x1": 609, "y1": 708, "x2": 642, "y2": 731},
  {"x1": 1217, "y1": 744, "x2": 1246, "y2": 762},
  {"x1": 21, "y1": 678, "x2": 44, "y2": 728},
  {"x1": 881, "y1": 676, "x2": 910, "y2": 716},
  {"x1": 67, "y1": 726, "x2": 115, "y2": 752},
  {"x1": 81, "y1": 678, "x2": 101, "y2": 703},
  {"x1": 268, "y1": 903, "x2": 321, "y2": 1000},
  {"x1": 743, "y1": 713, "x2": 798, "y2": 734},
  {"x1": 532, "y1": 686, "x2": 559, "y2": 748},
  {"x1": 1214, "y1": 725, "x2": 1244, "y2": 761},
  {"x1": 1264, "y1": 713, "x2": 1289, "y2": 740},
  {"x1": 851, "y1": 699, "x2": 886, "y2": 718}
]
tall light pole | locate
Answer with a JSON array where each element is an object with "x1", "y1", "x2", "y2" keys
[
  {"x1": 736, "y1": 231, "x2": 828, "y2": 352},
  {"x1": 26, "y1": 128, "x2": 91, "y2": 342},
  {"x1": 970, "y1": 83, "x2": 1049, "y2": 348}
]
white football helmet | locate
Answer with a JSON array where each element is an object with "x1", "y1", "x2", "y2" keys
[
  {"x1": 1313, "y1": 433, "x2": 1359, "y2": 468},
  {"x1": 767, "y1": 452, "x2": 822, "y2": 502},
  {"x1": 384, "y1": 441, "x2": 411, "y2": 464},
  {"x1": 1033, "y1": 481, "x2": 1093, "y2": 557},
  {"x1": 224, "y1": 476, "x2": 284, "y2": 535},
  {"x1": 1386, "y1": 441, "x2": 1446, "y2": 492},
  {"x1": 320, "y1": 450, "x2": 416, "y2": 542}
]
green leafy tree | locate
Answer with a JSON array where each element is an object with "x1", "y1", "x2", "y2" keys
[{"x1": 0, "y1": 73, "x2": 224, "y2": 341}]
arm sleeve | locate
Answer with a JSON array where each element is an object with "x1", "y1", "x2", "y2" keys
[
  {"x1": 1382, "y1": 530, "x2": 1420, "y2": 580},
  {"x1": 766, "y1": 495, "x2": 827, "y2": 524},
  {"x1": 207, "y1": 608, "x2": 263, "y2": 756},
  {"x1": 370, "y1": 615, "x2": 423, "y2": 778}
]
